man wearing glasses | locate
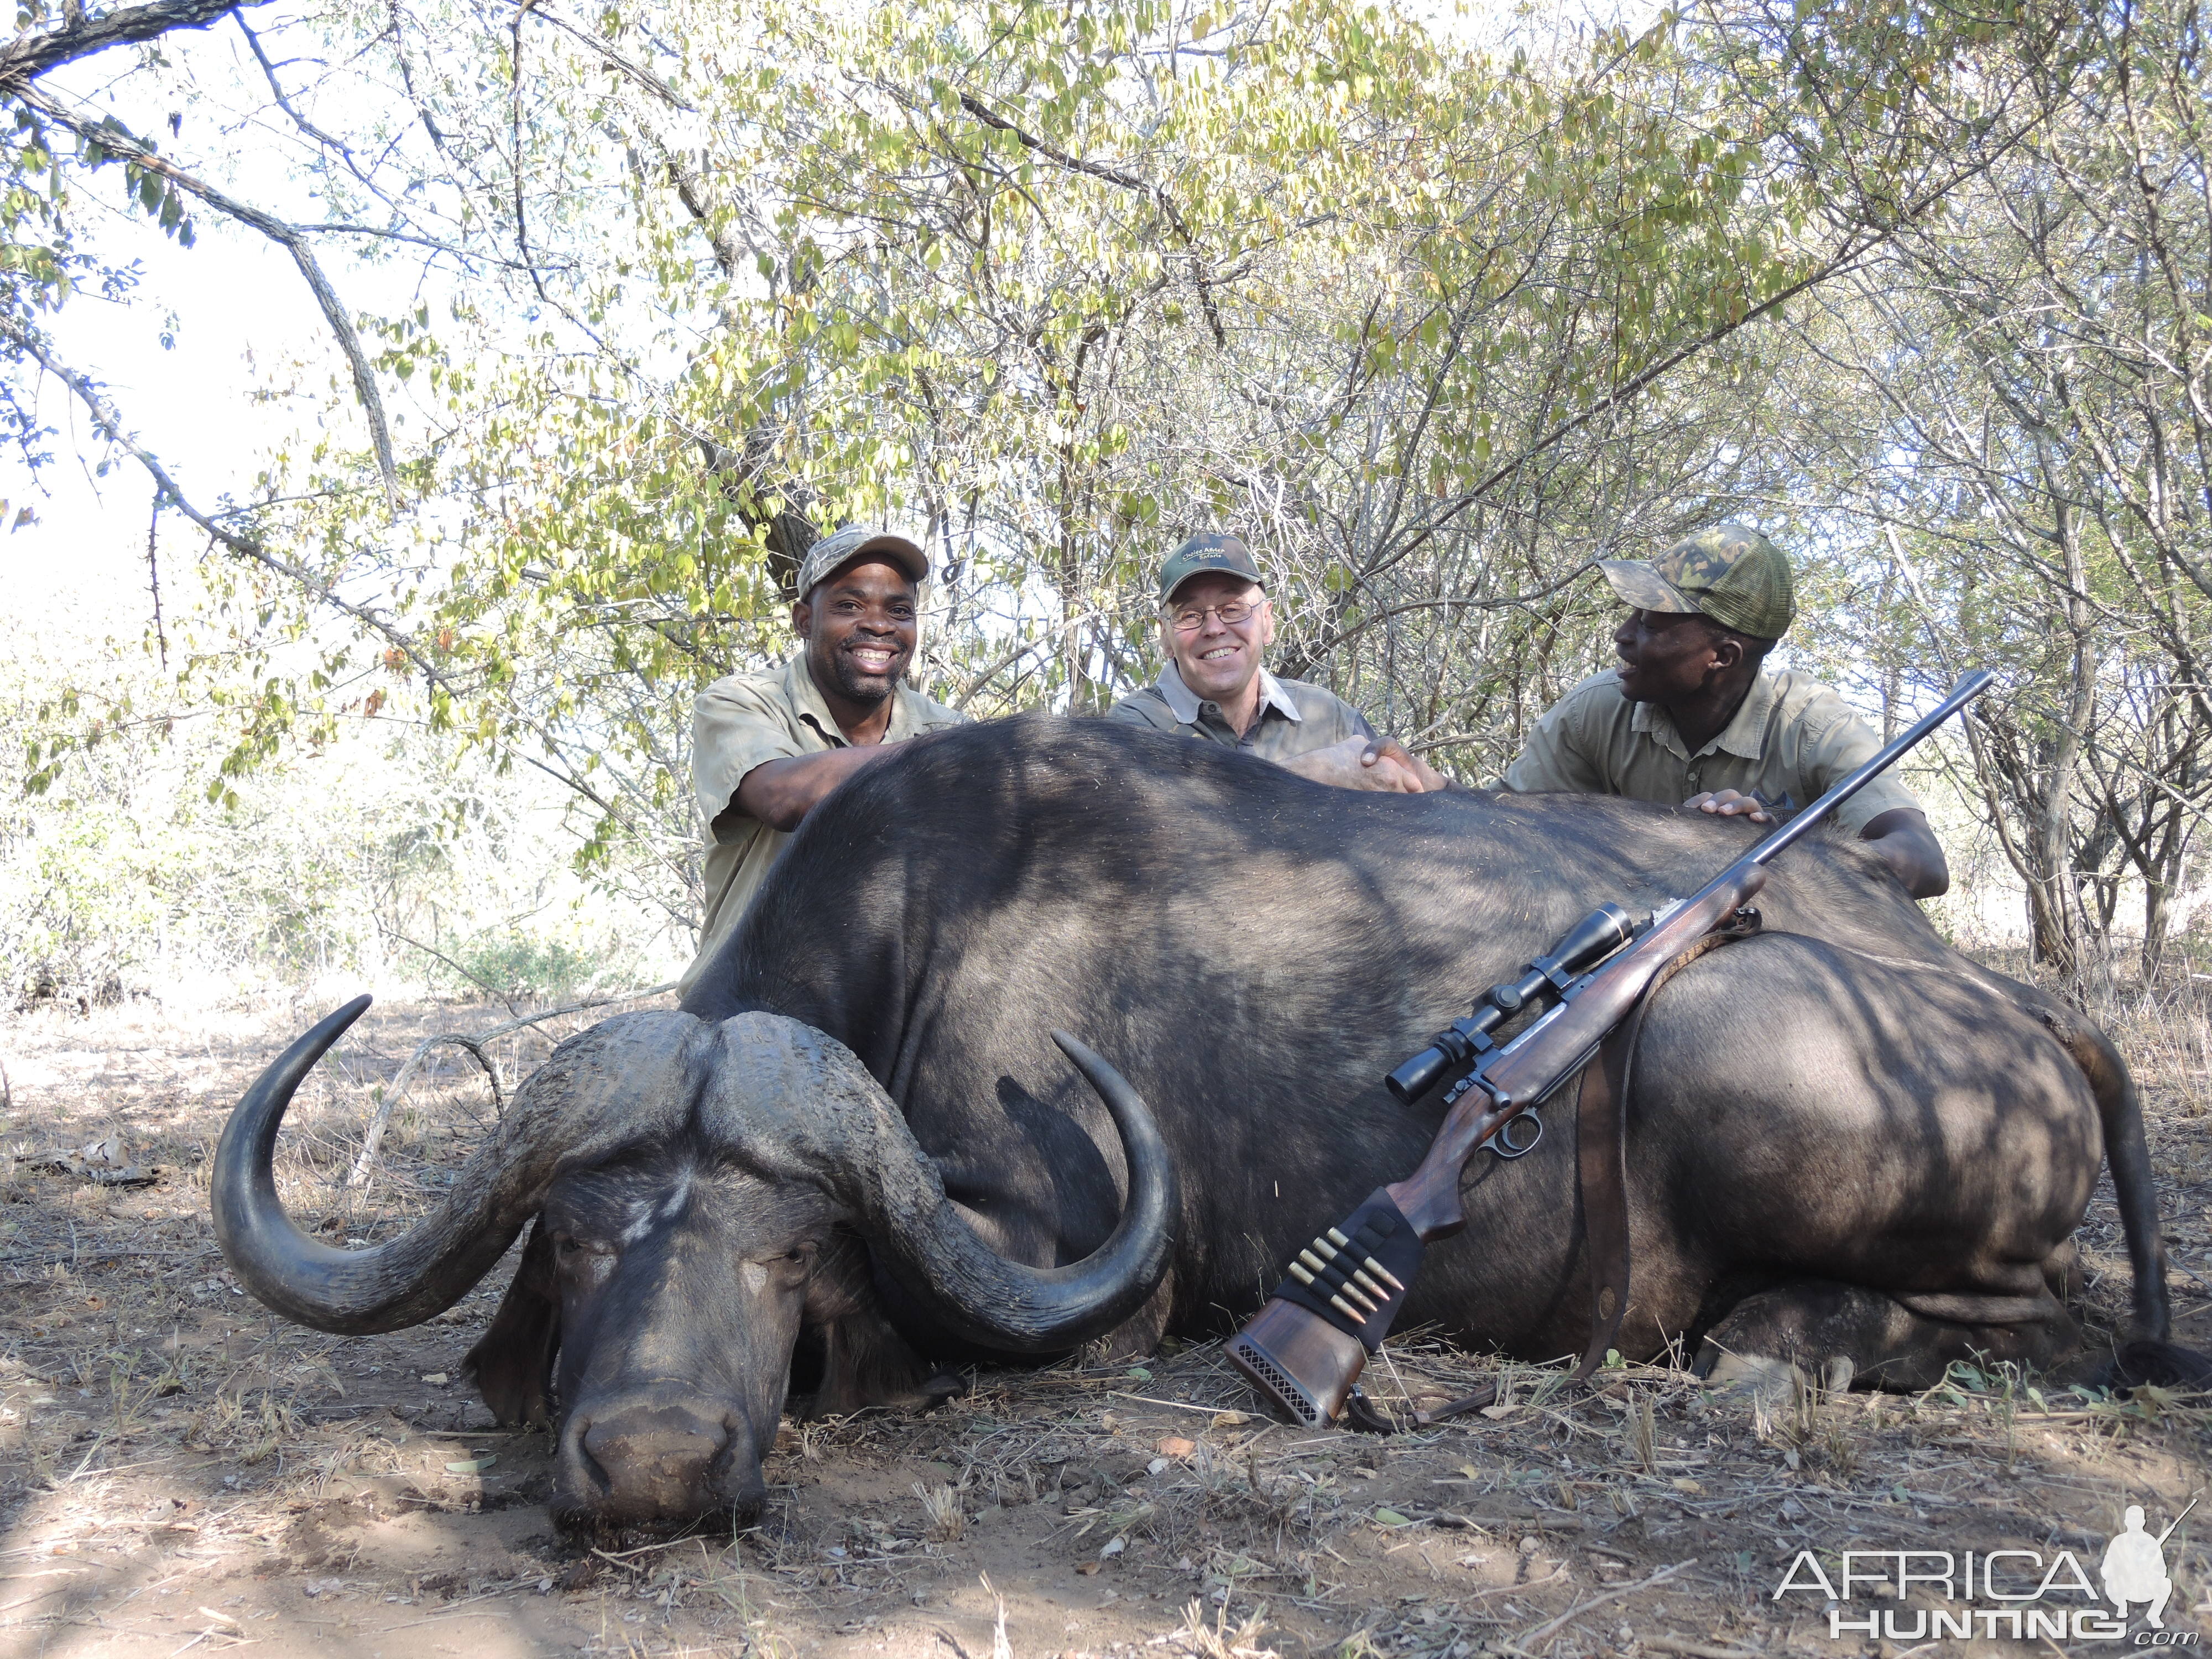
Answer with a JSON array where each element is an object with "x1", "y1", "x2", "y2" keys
[{"x1": 1108, "y1": 533, "x2": 1446, "y2": 793}]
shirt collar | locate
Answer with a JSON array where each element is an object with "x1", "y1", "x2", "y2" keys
[
  {"x1": 1628, "y1": 670, "x2": 1778, "y2": 761},
  {"x1": 782, "y1": 651, "x2": 927, "y2": 744},
  {"x1": 1157, "y1": 660, "x2": 1302, "y2": 727}
]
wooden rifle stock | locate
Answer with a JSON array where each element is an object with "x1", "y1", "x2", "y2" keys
[{"x1": 1384, "y1": 860, "x2": 1767, "y2": 1238}]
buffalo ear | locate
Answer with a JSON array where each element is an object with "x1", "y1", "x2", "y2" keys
[{"x1": 462, "y1": 1220, "x2": 559, "y2": 1428}]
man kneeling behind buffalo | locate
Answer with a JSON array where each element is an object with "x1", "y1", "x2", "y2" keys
[
  {"x1": 1501, "y1": 523, "x2": 1949, "y2": 898},
  {"x1": 1108, "y1": 533, "x2": 1447, "y2": 794},
  {"x1": 680, "y1": 526, "x2": 967, "y2": 995}
]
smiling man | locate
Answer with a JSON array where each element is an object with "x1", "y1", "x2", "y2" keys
[
  {"x1": 1501, "y1": 523, "x2": 1949, "y2": 898},
  {"x1": 1107, "y1": 533, "x2": 1446, "y2": 793},
  {"x1": 679, "y1": 525, "x2": 967, "y2": 993}
]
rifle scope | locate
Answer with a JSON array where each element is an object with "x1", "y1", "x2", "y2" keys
[{"x1": 1385, "y1": 902, "x2": 1636, "y2": 1105}]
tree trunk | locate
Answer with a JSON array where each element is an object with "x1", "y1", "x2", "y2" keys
[{"x1": 2022, "y1": 442, "x2": 2099, "y2": 977}]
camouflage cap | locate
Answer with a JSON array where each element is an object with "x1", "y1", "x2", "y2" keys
[
  {"x1": 1597, "y1": 522, "x2": 1794, "y2": 640},
  {"x1": 795, "y1": 525, "x2": 928, "y2": 600},
  {"x1": 1156, "y1": 532, "x2": 1266, "y2": 604}
]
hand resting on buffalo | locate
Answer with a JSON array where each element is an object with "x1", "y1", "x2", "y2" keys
[{"x1": 1282, "y1": 734, "x2": 1448, "y2": 794}]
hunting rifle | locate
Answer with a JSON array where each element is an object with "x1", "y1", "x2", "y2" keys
[{"x1": 1228, "y1": 669, "x2": 1995, "y2": 1429}]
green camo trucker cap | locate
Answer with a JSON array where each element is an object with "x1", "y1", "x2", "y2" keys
[
  {"x1": 796, "y1": 525, "x2": 928, "y2": 599},
  {"x1": 1597, "y1": 521, "x2": 1795, "y2": 640},
  {"x1": 1156, "y1": 533, "x2": 1266, "y2": 604}
]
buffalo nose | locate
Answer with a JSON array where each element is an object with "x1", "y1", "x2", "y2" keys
[{"x1": 571, "y1": 1400, "x2": 747, "y2": 1524}]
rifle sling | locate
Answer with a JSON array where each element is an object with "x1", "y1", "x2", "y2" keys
[{"x1": 1405, "y1": 913, "x2": 1760, "y2": 1428}]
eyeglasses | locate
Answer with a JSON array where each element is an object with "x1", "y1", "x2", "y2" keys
[{"x1": 1167, "y1": 599, "x2": 1262, "y2": 632}]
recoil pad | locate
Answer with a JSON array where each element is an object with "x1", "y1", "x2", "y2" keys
[{"x1": 1266, "y1": 1188, "x2": 1426, "y2": 1353}]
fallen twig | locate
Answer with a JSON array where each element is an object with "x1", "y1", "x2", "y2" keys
[
  {"x1": 1641, "y1": 1637, "x2": 1764, "y2": 1659},
  {"x1": 1504, "y1": 1559, "x2": 1694, "y2": 1654},
  {"x1": 1107, "y1": 1391, "x2": 1253, "y2": 1418},
  {"x1": 348, "y1": 982, "x2": 675, "y2": 1186},
  {"x1": 14, "y1": 1155, "x2": 163, "y2": 1188}
]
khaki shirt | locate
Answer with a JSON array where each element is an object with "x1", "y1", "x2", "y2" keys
[
  {"x1": 1501, "y1": 667, "x2": 1919, "y2": 834},
  {"x1": 1107, "y1": 662, "x2": 1376, "y2": 762},
  {"x1": 683, "y1": 655, "x2": 967, "y2": 992}
]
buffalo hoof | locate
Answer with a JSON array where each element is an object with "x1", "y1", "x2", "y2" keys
[
  {"x1": 1697, "y1": 1350, "x2": 1803, "y2": 1404},
  {"x1": 917, "y1": 1369, "x2": 967, "y2": 1407},
  {"x1": 800, "y1": 1366, "x2": 967, "y2": 1420},
  {"x1": 555, "y1": 1396, "x2": 766, "y2": 1529}
]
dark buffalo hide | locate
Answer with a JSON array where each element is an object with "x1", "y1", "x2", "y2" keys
[{"x1": 216, "y1": 715, "x2": 2192, "y2": 1529}]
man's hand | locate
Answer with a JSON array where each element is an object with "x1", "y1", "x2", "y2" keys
[
  {"x1": 1683, "y1": 788, "x2": 1774, "y2": 824},
  {"x1": 1284, "y1": 735, "x2": 1447, "y2": 794},
  {"x1": 1364, "y1": 737, "x2": 1449, "y2": 792},
  {"x1": 1681, "y1": 792, "x2": 1950, "y2": 899}
]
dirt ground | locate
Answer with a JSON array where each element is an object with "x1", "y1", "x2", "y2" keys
[{"x1": 0, "y1": 978, "x2": 2207, "y2": 1659}]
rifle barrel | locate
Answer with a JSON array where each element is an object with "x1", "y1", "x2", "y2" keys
[
  {"x1": 2155, "y1": 1496, "x2": 2198, "y2": 1546},
  {"x1": 1747, "y1": 669, "x2": 1993, "y2": 868}
]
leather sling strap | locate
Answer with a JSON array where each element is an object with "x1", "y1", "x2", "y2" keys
[{"x1": 1398, "y1": 912, "x2": 1760, "y2": 1428}]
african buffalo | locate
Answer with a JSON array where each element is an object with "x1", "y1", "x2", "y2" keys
[{"x1": 213, "y1": 716, "x2": 2180, "y2": 1528}]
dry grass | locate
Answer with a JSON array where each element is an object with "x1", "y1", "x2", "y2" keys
[
  {"x1": 0, "y1": 966, "x2": 2204, "y2": 1657},
  {"x1": 915, "y1": 1480, "x2": 967, "y2": 1543}
]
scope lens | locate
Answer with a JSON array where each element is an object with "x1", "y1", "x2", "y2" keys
[{"x1": 1385, "y1": 1047, "x2": 1447, "y2": 1104}]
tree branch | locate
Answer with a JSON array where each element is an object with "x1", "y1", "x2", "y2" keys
[
  {"x1": 956, "y1": 92, "x2": 1227, "y2": 348},
  {"x1": 19, "y1": 87, "x2": 403, "y2": 504},
  {"x1": 0, "y1": 310, "x2": 457, "y2": 701},
  {"x1": 526, "y1": 5, "x2": 690, "y2": 110},
  {"x1": 0, "y1": 0, "x2": 252, "y2": 87}
]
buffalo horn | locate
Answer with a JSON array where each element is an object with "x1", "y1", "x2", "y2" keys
[
  {"x1": 213, "y1": 1000, "x2": 687, "y2": 1334},
  {"x1": 704, "y1": 1015, "x2": 1178, "y2": 1354}
]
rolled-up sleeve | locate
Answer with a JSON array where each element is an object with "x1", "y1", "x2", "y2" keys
[
  {"x1": 1799, "y1": 705, "x2": 1921, "y2": 835},
  {"x1": 1503, "y1": 688, "x2": 1608, "y2": 794},
  {"x1": 692, "y1": 682, "x2": 808, "y2": 840}
]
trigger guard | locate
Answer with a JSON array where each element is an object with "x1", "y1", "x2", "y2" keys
[{"x1": 1489, "y1": 1110, "x2": 1544, "y2": 1160}]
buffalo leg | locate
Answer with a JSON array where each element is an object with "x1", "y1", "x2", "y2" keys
[{"x1": 1694, "y1": 1278, "x2": 2081, "y2": 1393}]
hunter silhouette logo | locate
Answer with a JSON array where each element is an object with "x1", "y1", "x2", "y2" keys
[
  {"x1": 2103, "y1": 1502, "x2": 2192, "y2": 1629},
  {"x1": 1775, "y1": 1499, "x2": 2201, "y2": 1644}
]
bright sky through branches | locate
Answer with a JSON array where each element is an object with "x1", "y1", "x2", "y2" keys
[{"x1": 0, "y1": 0, "x2": 1661, "y2": 630}]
